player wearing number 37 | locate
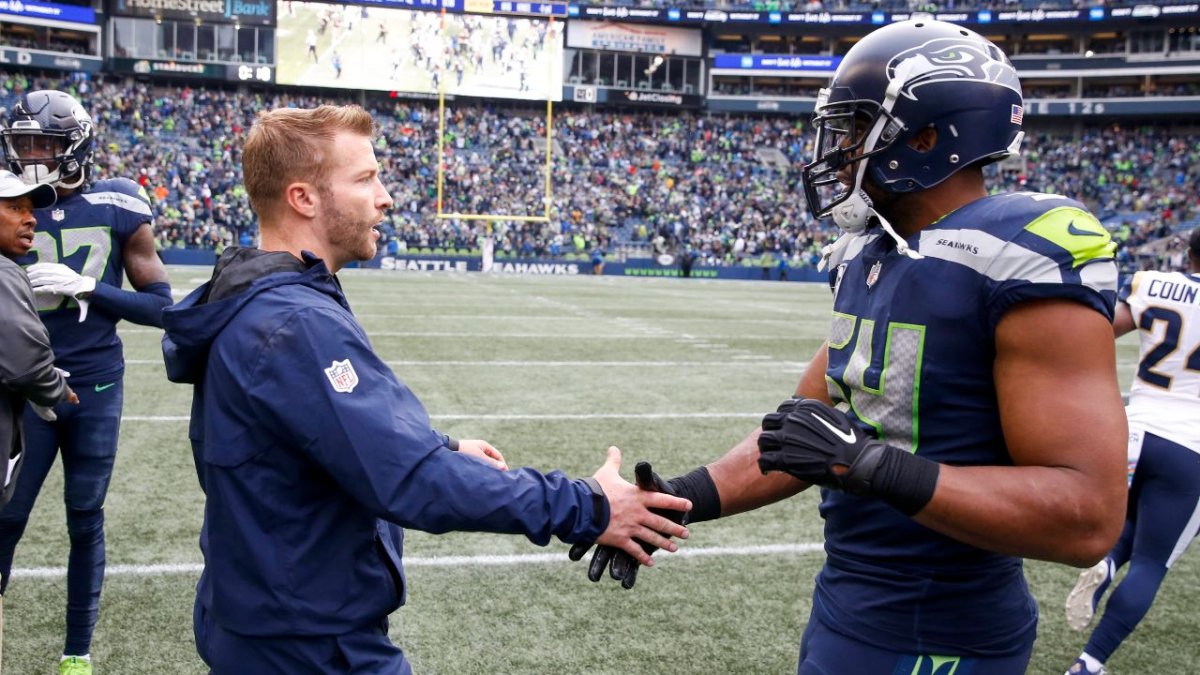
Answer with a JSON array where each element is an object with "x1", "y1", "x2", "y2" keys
[
  {"x1": 574, "y1": 20, "x2": 1128, "y2": 675},
  {"x1": 0, "y1": 90, "x2": 172, "y2": 675}
]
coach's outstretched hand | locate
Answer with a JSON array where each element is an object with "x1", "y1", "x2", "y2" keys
[
  {"x1": 572, "y1": 450, "x2": 691, "y2": 585},
  {"x1": 570, "y1": 461, "x2": 687, "y2": 589},
  {"x1": 609, "y1": 461, "x2": 687, "y2": 588},
  {"x1": 757, "y1": 398, "x2": 940, "y2": 516},
  {"x1": 592, "y1": 448, "x2": 690, "y2": 563}
]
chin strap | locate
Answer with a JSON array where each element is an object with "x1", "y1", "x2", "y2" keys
[
  {"x1": 55, "y1": 167, "x2": 86, "y2": 191},
  {"x1": 875, "y1": 209, "x2": 924, "y2": 262},
  {"x1": 817, "y1": 235, "x2": 854, "y2": 272},
  {"x1": 817, "y1": 198, "x2": 924, "y2": 273}
]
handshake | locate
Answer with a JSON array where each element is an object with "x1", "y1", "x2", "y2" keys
[
  {"x1": 569, "y1": 398, "x2": 941, "y2": 588},
  {"x1": 568, "y1": 458, "x2": 691, "y2": 589}
]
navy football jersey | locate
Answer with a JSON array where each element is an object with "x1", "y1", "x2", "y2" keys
[
  {"x1": 16, "y1": 178, "x2": 154, "y2": 384},
  {"x1": 816, "y1": 192, "x2": 1118, "y2": 655}
]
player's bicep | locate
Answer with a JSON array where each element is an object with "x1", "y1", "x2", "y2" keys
[
  {"x1": 994, "y1": 298, "x2": 1126, "y2": 481},
  {"x1": 123, "y1": 223, "x2": 169, "y2": 289}
]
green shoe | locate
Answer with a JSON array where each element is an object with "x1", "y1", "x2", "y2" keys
[{"x1": 59, "y1": 656, "x2": 93, "y2": 675}]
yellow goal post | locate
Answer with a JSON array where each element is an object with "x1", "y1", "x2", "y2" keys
[{"x1": 435, "y1": 11, "x2": 555, "y2": 224}]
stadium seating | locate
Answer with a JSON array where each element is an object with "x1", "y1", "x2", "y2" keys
[{"x1": 0, "y1": 69, "x2": 1193, "y2": 270}]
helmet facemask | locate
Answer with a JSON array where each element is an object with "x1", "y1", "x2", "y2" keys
[
  {"x1": 802, "y1": 92, "x2": 906, "y2": 235},
  {"x1": 1, "y1": 91, "x2": 95, "y2": 191},
  {"x1": 2, "y1": 126, "x2": 89, "y2": 190},
  {"x1": 803, "y1": 88, "x2": 925, "y2": 268}
]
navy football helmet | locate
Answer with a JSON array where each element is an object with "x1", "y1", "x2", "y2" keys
[
  {"x1": 802, "y1": 19, "x2": 1024, "y2": 233},
  {"x1": 1, "y1": 90, "x2": 95, "y2": 190}
]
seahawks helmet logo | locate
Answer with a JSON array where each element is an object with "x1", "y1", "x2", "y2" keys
[{"x1": 886, "y1": 38, "x2": 1021, "y2": 101}]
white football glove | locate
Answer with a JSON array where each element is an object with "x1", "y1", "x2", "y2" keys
[
  {"x1": 29, "y1": 402, "x2": 57, "y2": 422},
  {"x1": 26, "y1": 262, "x2": 96, "y2": 323}
]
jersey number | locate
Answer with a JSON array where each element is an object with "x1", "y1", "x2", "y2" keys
[
  {"x1": 26, "y1": 227, "x2": 112, "y2": 312},
  {"x1": 828, "y1": 313, "x2": 926, "y2": 453},
  {"x1": 1137, "y1": 306, "x2": 1200, "y2": 390}
]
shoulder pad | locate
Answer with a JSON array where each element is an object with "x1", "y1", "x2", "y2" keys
[
  {"x1": 1017, "y1": 205, "x2": 1115, "y2": 270},
  {"x1": 825, "y1": 232, "x2": 879, "y2": 269},
  {"x1": 83, "y1": 178, "x2": 153, "y2": 218}
]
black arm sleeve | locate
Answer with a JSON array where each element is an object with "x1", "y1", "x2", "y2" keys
[{"x1": 90, "y1": 280, "x2": 173, "y2": 328}]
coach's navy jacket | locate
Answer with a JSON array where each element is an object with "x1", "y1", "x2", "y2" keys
[{"x1": 162, "y1": 248, "x2": 609, "y2": 637}]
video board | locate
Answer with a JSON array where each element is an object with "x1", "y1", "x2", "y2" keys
[{"x1": 276, "y1": 1, "x2": 562, "y2": 100}]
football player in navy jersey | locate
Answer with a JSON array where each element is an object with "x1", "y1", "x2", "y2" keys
[
  {"x1": 573, "y1": 20, "x2": 1127, "y2": 674},
  {"x1": 0, "y1": 90, "x2": 172, "y2": 675}
]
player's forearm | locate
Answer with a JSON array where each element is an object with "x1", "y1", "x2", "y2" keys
[
  {"x1": 912, "y1": 463, "x2": 1125, "y2": 567},
  {"x1": 706, "y1": 429, "x2": 808, "y2": 518},
  {"x1": 701, "y1": 342, "x2": 827, "y2": 517},
  {"x1": 88, "y1": 281, "x2": 173, "y2": 327}
]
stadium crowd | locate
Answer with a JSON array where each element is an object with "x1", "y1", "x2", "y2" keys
[
  {"x1": 574, "y1": 0, "x2": 1112, "y2": 13},
  {"x1": 0, "y1": 69, "x2": 1195, "y2": 271}
]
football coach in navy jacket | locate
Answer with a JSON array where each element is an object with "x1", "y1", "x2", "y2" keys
[{"x1": 161, "y1": 105, "x2": 691, "y2": 674}]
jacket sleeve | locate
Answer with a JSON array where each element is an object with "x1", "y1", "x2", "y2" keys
[
  {"x1": 0, "y1": 266, "x2": 69, "y2": 406},
  {"x1": 244, "y1": 306, "x2": 608, "y2": 545}
]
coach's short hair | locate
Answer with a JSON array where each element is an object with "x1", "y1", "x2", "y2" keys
[
  {"x1": 1190, "y1": 226, "x2": 1200, "y2": 259},
  {"x1": 242, "y1": 105, "x2": 375, "y2": 220}
]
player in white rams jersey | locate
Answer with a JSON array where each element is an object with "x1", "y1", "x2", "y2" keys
[{"x1": 1064, "y1": 226, "x2": 1200, "y2": 675}]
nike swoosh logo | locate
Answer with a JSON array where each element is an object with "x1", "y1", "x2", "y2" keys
[
  {"x1": 812, "y1": 414, "x2": 857, "y2": 444},
  {"x1": 1067, "y1": 222, "x2": 1105, "y2": 237},
  {"x1": 94, "y1": 383, "x2": 116, "y2": 393}
]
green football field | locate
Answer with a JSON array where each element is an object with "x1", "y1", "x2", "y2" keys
[{"x1": 5, "y1": 268, "x2": 1196, "y2": 674}]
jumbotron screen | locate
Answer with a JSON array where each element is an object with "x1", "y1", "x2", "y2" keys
[{"x1": 276, "y1": 1, "x2": 563, "y2": 100}]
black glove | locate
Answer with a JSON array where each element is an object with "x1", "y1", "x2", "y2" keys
[
  {"x1": 608, "y1": 462, "x2": 687, "y2": 588},
  {"x1": 761, "y1": 397, "x2": 804, "y2": 434},
  {"x1": 568, "y1": 461, "x2": 688, "y2": 589},
  {"x1": 756, "y1": 398, "x2": 939, "y2": 516}
]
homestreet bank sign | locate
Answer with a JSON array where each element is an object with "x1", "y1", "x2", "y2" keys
[{"x1": 112, "y1": 0, "x2": 275, "y2": 25}]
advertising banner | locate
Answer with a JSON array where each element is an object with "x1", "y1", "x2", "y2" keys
[
  {"x1": 110, "y1": 0, "x2": 275, "y2": 26},
  {"x1": 608, "y1": 88, "x2": 702, "y2": 107},
  {"x1": 0, "y1": 47, "x2": 102, "y2": 71},
  {"x1": 566, "y1": 2, "x2": 1194, "y2": 26},
  {"x1": 566, "y1": 19, "x2": 701, "y2": 56},
  {"x1": 711, "y1": 54, "x2": 841, "y2": 72},
  {"x1": 0, "y1": 0, "x2": 96, "y2": 24},
  {"x1": 110, "y1": 56, "x2": 229, "y2": 79}
]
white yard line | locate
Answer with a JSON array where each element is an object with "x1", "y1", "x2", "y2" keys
[
  {"x1": 123, "y1": 359, "x2": 809, "y2": 368},
  {"x1": 124, "y1": 412, "x2": 769, "y2": 422},
  {"x1": 12, "y1": 543, "x2": 825, "y2": 579},
  {"x1": 125, "y1": 331, "x2": 806, "y2": 340}
]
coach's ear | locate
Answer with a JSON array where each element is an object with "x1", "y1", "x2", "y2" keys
[{"x1": 285, "y1": 181, "x2": 320, "y2": 219}]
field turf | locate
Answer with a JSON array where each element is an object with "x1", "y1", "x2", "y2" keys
[{"x1": 5, "y1": 268, "x2": 1194, "y2": 674}]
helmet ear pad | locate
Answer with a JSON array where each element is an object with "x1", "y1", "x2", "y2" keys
[{"x1": 870, "y1": 103, "x2": 1019, "y2": 196}]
